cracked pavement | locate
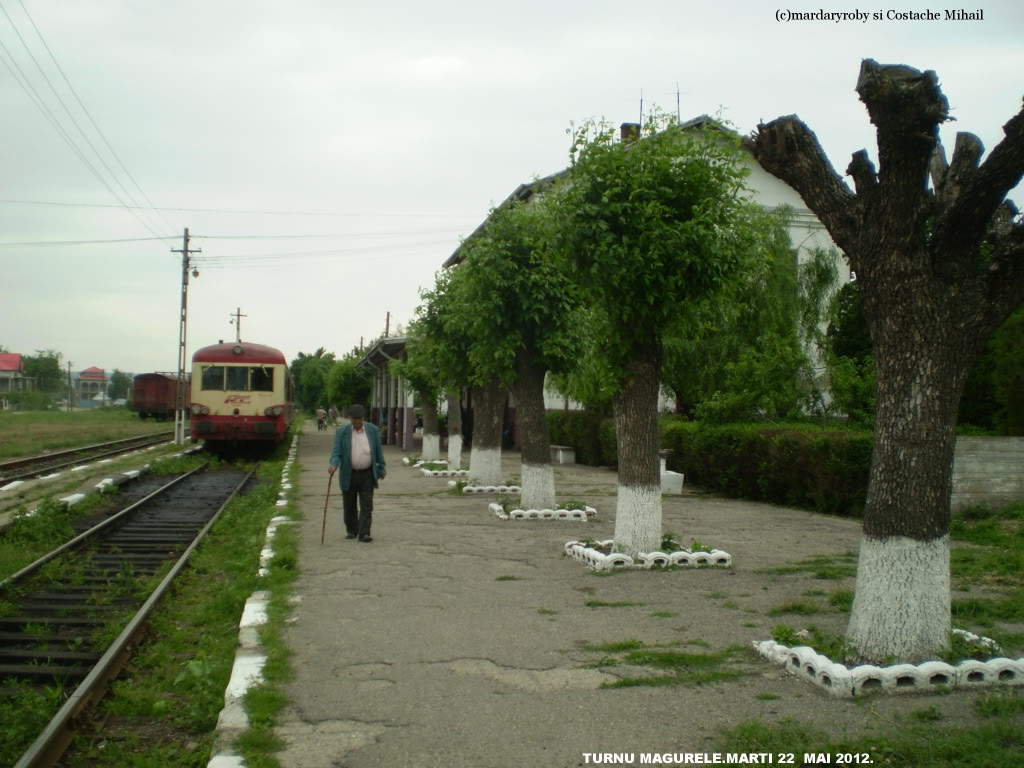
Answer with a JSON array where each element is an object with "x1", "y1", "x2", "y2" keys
[{"x1": 275, "y1": 423, "x2": 949, "y2": 767}]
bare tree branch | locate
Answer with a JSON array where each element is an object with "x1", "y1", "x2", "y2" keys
[
  {"x1": 745, "y1": 116, "x2": 857, "y2": 250},
  {"x1": 847, "y1": 150, "x2": 879, "y2": 196},
  {"x1": 855, "y1": 59, "x2": 949, "y2": 202}
]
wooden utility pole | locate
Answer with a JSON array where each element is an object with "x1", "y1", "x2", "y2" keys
[
  {"x1": 171, "y1": 228, "x2": 201, "y2": 445},
  {"x1": 385, "y1": 311, "x2": 390, "y2": 337},
  {"x1": 66, "y1": 361, "x2": 72, "y2": 412},
  {"x1": 230, "y1": 307, "x2": 247, "y2": 342}
]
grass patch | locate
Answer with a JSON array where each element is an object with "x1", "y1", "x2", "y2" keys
[
  {"x1": 650, "y1": 611, "x2": 677, "y2": 618},
  {"x1": 755, "y1": 692, "x2": 782, "y2": 701},
  {"x1": 759, "y1": 552, "x2": 857, "y2": 581},
  {"x1": 0, "y1": 408, "x2": 168, "y2": 460},
  {"x1": 584, "y1": 600, "x2": 645, "y2": 608},
  {"x1": 767, "y1": 600, "x2": 822, "y2": 616},
  {"x1": 578, "y1": 639, "x2": 645, "y2": 653},
  {"x1": 495, "y1": 575, "x2": 521, "y2": 582},
  {"x1": 829, "y1": 589, "x2": 854, "y2": 612},
  {"x1": 601, "y1": 645, "x2": 749, "y2": 689},
  {"x1": 537, "y1": 608, "x2": 559, "y2": 615},
  {"x1": 718, "y1": 717, "x2": 1024, "y2": 767},
  {"x1": 975, "y1": 689, "x2": 1024, "y2": 718}
]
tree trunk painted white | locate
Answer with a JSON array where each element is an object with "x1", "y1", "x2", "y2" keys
[
  {"x1": 447, "y1": 434, "x2": 463, "y2": 469},
  {"x1": 612, "y1": 343, "x2": 663, "y2": 558},
  {"x1": 514, "y1": 351, "x2": 556, "y2": 511},
  {"x1": 422, "y1": 433, "x2": 440, "y2": 461},
  {"x1": 446, "y1": 391, "x2": 463, "y2": 469},
  {"x1": 469, "y1": 446, "x2": 501, "y2": 487},
  {"x1": 846, "y1": 535, "x2": 951, "y2": 663},
  {"x1": 520, "y1": 462, "x2": 556, "y2": 510},
  {"x1": 614, "y1": 484, "x2": 662, "y2": 557}
]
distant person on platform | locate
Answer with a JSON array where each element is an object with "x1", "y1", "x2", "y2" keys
[
  {"x1": 328, "y1": 404, "x2": 386, "y2": 542},
  {"x1": 316, "y1": 406, "x2": 328, "y2": 431}
]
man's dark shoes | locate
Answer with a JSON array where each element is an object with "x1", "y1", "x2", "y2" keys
[
  {"x1": 345, "y1": 533, "x2": 357, "y2": 540},
  {"x1": 359, "y1": 536, "x2": 373, "y2": 543}
]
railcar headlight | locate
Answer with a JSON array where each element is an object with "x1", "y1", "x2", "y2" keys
[
  {"x1": 273, "y1": 406, "x2": 283, "y2": 416},
  {"x1": 191, "y1": 404, "x2": 202, "y2": 415},
  {"x1": 201, "y1": 405, "x2": 210, "y2": 415}
]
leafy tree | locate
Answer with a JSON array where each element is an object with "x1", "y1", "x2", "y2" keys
[
  {"x1": 108, "y1": 370, "x2": 131, "y2": 400},
  {"x1": 448, "y1": 195, "x2": 582, "y2": 507},
  {"x1": 289, "y1": 347, "x2": 335, "y2": 412},
  {"x1": 325, "y1": 356, "x2": 371, "y2": 413},
  {"x1": 23, "y1": 350, "x2": 63, "y2": 393},
  {"x1": 748, "y1": 59, "x2": 1024, "y2": 662},
  {"x1": 551, "y1": 112, "x2": 779, "y2": 557},
  {"x1": 410, "y1": 269, "x2": 477, "y2": 468},
  {"x1": 992, "y1": 307, "x2": 1024, "y2": 435}
]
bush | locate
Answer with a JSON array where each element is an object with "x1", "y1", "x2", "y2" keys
[
  {"x1": 661, "y1": 421, "x2": 872, "y2": 517},
  {"x1": 1, "y1": 391, "x2": 55, "y2": 410},
  {"x1": 547, "y1": 410, "x2": 616, "y2": 467}
]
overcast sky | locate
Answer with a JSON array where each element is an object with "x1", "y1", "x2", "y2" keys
[{"x1": 2, "y1": 0, "x2": 1021, "y2": 375}]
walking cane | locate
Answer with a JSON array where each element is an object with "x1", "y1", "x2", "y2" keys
[{"x1": 321, "y1": 467, "x2": 336, "y2": 545}]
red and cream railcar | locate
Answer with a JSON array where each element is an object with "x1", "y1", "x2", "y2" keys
[{"x1": 189, "y1": 342, "x2": 294, "y2": 445}]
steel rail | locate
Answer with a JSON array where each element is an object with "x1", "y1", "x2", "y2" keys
[
  {"x1": 0, "y1": 432, "x2": 174, "y2": 475},
  {"x1": 13, "y1": 465, "x2": 257, "y2": 768},
  {"x1": 0, "y1": 434, "x2": 186, "y2": 486},
  {"x1": 0, "y1": 466, "x2": 203, "y2": 592}
]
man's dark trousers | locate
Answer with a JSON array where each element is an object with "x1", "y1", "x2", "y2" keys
[{"x1": 343, "y1": 468, "x2": 375, "y2": 539}]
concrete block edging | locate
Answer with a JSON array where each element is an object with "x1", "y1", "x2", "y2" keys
[
  {"x1": 564, "y1": 539, "x2": 733, "y2": 570},
  {"x1": 489, "y1": 502, "x2": 596, "y2": 521},
  {"x1": 754, "y1": 629, "x2": 1024, "y2": 697}
]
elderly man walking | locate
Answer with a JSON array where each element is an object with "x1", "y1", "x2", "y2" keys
[{"x1": 328, "y1": 404, "x2": 386, "y2": 542}]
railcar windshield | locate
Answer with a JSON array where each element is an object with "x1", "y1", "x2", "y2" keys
[
  {"x1": 251, "y1": 366, "x2": 274, "y2": 391},
  {"x1": 201, "y1": 366, "x2": 225, "y2": 390},
  {"x1": 199, "y1": 364, "x2": 275, "y2": 391}
]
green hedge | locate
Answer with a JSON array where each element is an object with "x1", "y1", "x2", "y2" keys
[
  {"x1": 663, "y1": 421, "x2": 872, "y2": 517},
  {"x1": 546, "y1": 411, "x2": 872, "y2": 517},
  {"x1": 546, "y1": 410, "x2": 618, "y2": 466}
]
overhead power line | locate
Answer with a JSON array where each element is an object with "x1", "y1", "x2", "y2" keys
[
  {"x1": 0, "y1": 236, "x2": 175, "y2": 247},
  {"x1": 0, "y1": 198, "x2": 481, "y2": 219},
  {"x1": 0, "y1": 0, "x2": 172, "y2": 239}
]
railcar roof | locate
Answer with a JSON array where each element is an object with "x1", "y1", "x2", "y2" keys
[{"x1": 192, "y1": 342, "x2": 287, "y2": 365}]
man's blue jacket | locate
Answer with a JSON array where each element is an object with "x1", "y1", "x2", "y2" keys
[{"x1": 330, "y1": 422, "x2": 386, "y2": 492}]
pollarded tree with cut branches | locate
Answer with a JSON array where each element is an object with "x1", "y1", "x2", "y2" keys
[{"x1": 748, "y1": 60, "x2": 1024, "y2": 664}]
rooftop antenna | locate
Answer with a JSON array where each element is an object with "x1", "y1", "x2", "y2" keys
[
  {"x1": 639, "y1": 88, "x2": 644, "y2": 126},
  {"x1": 676, "y1": 82, "x2": 681, "y2": 124}
]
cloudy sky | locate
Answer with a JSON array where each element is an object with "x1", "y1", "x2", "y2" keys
[{"x1": 2, "y1": 0, "x2": 1021, "y2": 375}]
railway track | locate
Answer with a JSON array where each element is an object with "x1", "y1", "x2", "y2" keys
[
  {"x1": 0, "y1": 433, "x2": 180, "y2": 486},
  {"x1": 0, "y1": 464, "x2": 256, "y2": 768}
]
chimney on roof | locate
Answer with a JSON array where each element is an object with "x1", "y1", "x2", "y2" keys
[{"x1": 620, "y1": 122, "x2": 640, "y2": 143}]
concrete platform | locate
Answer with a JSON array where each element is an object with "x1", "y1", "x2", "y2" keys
[{"x1": 276, "y1": 424, "x2": 871, "y2": 767}]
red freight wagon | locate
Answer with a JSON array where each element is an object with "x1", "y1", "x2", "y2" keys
[{"x1": 132, "y1": 373, "x2": 190, "y2": 420}]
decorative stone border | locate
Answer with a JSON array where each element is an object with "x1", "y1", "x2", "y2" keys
[
  {"x1": 421, "y1": 468, "x2": 469, "y2": 477},
  {"x1": 753, "y1": 629, "x2": 1024, "y2": 697},
  {"x1": 490, "y1": 502, "x2": 596, "y2": 520},
  {"x1": 564, "y1": 539, "x2": 733, "y2": 571},
  {"x1": 463, "y1": 484, "x2": 521, "y2": 494}
]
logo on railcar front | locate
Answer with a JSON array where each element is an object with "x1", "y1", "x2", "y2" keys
[{"x1": 224, "y1": 395, "x2": 251, "y2": 404}]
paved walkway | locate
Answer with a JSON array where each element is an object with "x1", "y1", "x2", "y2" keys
[{"x1": 274, "y1": 422, "x2": 867, "y2": 768}]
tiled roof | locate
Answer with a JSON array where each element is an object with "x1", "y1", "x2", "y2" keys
[{"x1": 0, "y1": 353, "x2": 23, "y2": 372}]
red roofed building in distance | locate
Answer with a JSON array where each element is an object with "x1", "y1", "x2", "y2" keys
[
  {"x1": 77, "y1": 366, "x2": 108, "y2": 408},
  {"x1": 0, "y1": 353, "x2": 35, "y2": 394}
]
